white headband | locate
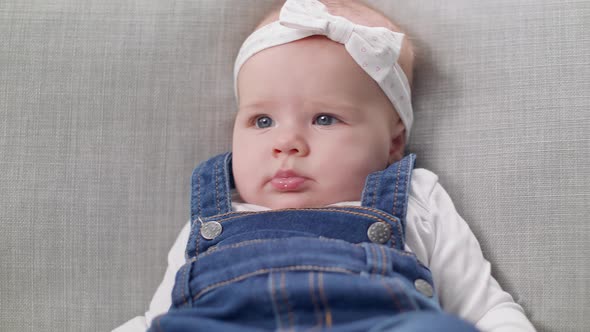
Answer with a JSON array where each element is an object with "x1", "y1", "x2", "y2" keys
[{"x1": 234, "y1": 0, "x2": 413, "y2": 139}]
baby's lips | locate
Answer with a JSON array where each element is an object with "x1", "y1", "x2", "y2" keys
[{"x1": 270, "y1": 176, "x2": 307, "y2": 191}]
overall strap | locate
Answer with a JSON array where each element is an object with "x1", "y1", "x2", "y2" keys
[
  {"x1": 190, "y1": 152, "x2": 234, "y2": 220},
  {"x1": 361, "y1": 154, "x2": 416, "y2": 235}
]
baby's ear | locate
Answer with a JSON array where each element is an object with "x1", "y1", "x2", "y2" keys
[{"x1": 388, "y1": 123, "x2": 406, "y2": 164}]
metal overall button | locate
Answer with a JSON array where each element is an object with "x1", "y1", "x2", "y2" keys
[
  {"x1": 198, "y1": 217, "x2": 223, "y2": 240},
  {"x1": 367, "y1": 222, "x2": 392, "y2": 244},
  {"x1": 414, "y1": 279, "x2": 434, "y2": 298}
]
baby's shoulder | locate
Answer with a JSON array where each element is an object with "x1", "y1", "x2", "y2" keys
[{"x1": 408, "y1": 168, "x2": 440, "y2": 213}]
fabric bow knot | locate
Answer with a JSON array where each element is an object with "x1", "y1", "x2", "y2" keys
[
  {"x1": 279, "y1": 0, "x2": 404, "y2": 83},
  {"x1": 233, "y1": 0, "x2": 414, "y2": 139}
]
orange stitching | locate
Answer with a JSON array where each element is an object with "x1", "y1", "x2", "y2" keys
[
  {"x1": 199, "y1": 208, "x2": 404, "y2": 249},
  {"x1": 269, "y1": 272, "x2": 283, "y2": 330},
  {"x1": 195, "y1": 172, "x2": 201, "y2": 258},
  {"x1": 155, "y1": 315, "x2": 163, "y2": 332},
  {"x1": 380, "y1": 279, "x2": 405, "y2": 312},
  {"x1": 280, "y1": 272, "x2": 295, "y2": 329},
  {"x1": 368, "y1": 245, "x2": 378, "y2": 275},
  {"x1": 391, "y1": 248, "x2": 415, "y2": 258},
  {"x1": 179, "y1": 263, "x2": 189, "y2": 307},
  {"x1": 215, "y1": 158, "x2": 221, "y2": 214},
  {"x1": 199, "y1": 211, "x2": 256, "y2": 220},
  {"x1": 195, "y1": 224, "x2": 200, "y2": 257},
  {"x1": 309, "y1": 272, "x2": 323, "y2": 329},
  {"x1": 200, "y1": 239, "x2": 270, "y2": 256},
  {"x1": 371, "y1": 173, "x2": 380, "y2": 208},
  {"x1": 402, "y1": 157, "x2": 412, "y2": 220},
  {"x1": 317, "y1": 272, "x2": 333, "y2": 328},
  {"x1": 199, "y1": 237, "x2": 365, "y2": 258},
  {"x1": 392, "y1": 162, "x2": 402, "y2": 217},
  {"x1": 197, "y1": 170, "x2": 201, "y2": 218},
  {"x1": 395, "y1": 277, "x2": 420, "y2": 310},
  {"x1": 378, "y1": 245, "x2": 387, "y2": 276},
  {"x1": 201, "y1": 207, "x2": 402, "y2": 227},
  {"x1": 192, "y1": 266, "x2": 355, "y2": 300},
  {"x1": 211, "y1": 207, "x2": 399, "y2": 225}
]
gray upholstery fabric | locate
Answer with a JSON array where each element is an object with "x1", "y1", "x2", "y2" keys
[{"x1": 0, "y1": 0, "x2": 588, "y2": 331}]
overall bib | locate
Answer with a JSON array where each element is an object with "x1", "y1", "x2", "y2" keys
[{"x1": 149, "y1": 153, "x2": 478, "y2": 332}]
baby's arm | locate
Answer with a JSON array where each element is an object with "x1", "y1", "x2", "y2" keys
[
  {"x1": 421, "y1": 176, "x2": 536, "y2": 331},
  {"x1": 112, "y1": 221, "x2": 190, "y2": 332}
]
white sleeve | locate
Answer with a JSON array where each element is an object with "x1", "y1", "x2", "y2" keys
[
  {"x1": 418, "y1": 177, "x2": 536, "y2": 332},
  {"x1": 112, "y1": 221, "x2": 191, "y2": 332}
]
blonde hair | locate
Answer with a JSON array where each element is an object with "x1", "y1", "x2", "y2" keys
[{"x1": 254, "y1": 0, "x2": 415, "y2": 85}]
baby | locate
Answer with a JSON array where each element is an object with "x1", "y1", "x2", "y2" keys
[{"x1": 116, "y1": 0, "x2": 536, "y2": 331}]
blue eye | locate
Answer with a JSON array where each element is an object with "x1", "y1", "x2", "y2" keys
[
  {"x1": 255, "y1": 116, "x2": 273, "y2": 128},
  {"x1": 314, "y1": 114, "x2": 338, "y2": 126}
]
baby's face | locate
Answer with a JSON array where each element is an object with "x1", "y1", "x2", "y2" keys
[{"x1": 232, "y1": 36, "x2": 403, "y2": 209}]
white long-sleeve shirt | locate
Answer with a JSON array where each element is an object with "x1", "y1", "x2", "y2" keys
[{"x1": 114, "y1": 168, "x2": 536, "y2": 332}]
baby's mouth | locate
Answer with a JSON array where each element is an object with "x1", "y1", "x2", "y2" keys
[{"x1": 271, "y1": 170, "x2": 307, "y2": 191}]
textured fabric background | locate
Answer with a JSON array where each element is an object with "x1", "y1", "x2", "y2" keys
[{"x1": 0, "y1": 0, "x2": 588, "y2": 331}]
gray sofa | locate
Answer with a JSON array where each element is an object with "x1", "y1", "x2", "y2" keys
[{"x1": 1, "y1": 0, "x2": 588, "y2": 331}]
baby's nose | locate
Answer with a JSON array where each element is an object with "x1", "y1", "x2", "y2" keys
[{"x1": 272, "y1": 134, "x2": 309, "y2": 157}]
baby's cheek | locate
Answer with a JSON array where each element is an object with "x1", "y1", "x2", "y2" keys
[
  {"x1": 233, "y1": 176, "x2": 259, "y2": 205},
  {"x1": 323, "y1": 160, "x2": 370, "y2": 198},
  {"x1": 232, "y1": 157, "x2": 256, "y2": 191},
  {"x1": 343, "y1": 143, "x2": 388, "y2": 170}
]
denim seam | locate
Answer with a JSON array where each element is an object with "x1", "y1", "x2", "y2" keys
[
  {"x1": 196, "y1": 223, "x2": 201, "y2": 258},
  {"x1": 379, "y1": 245, "x2": 387, "y2": 276},
  {"x1": 215, "y1": 158, "x2": 221, "y2": 214},
  {"x1": 179, "y1": 227, "x2": 199, "y2": 305},
  {"x1": 186, "y1": 222, "x2": 197, "y2": 259},
  {"x1": 200, "y1": 209, "x2": 401, "y2": 248},
  {"x1": 195, "y1": 207, "x2": 404, "y2": 255},
  {"x1": 389, "y1": 247, "x2": 416, "y2": 258},
  {"x1": 197, "y1": 169, "x2": 202, "y2": 219},
  {"x1": 202, "y1": 206, "x2": 400, "y2": 224},
  {"x1": 401, "y1": 156, "x2": 412, "y2": 226},
  {"x1": 309, "y1": 272, "x2": 323, "y2": 329},
  {"x1": 318, "y1": 272, "x2": 333, "y2": 328},
  {"x1": 153, "y1": 315, "x2": 163, "y2": 332},
  {"x1": 201, "y1": 239, "x2": 270, "y2": 255},
  {"x1": 199, "y1": 237, "x2": 364, "y2": 258},
  {"x1": 280, "y1": 272, "x2": 296, "y2": 329},
  {"x1": 393, "y1": 278, "x2": 420, "y2": 310},
  {"x1": 369, "y1": 245, "x2": 379, "y2": 275},
  {"x1": 179, "y1": 263, "x2": 189, "y2": 308},
  {"x1": 389, "y1": 223, "x2": 397, "y2": 249},
  {"x1": 197, "y1": 211, "x2": 256, "y2": 220},
  {"x1": 372, "y1": 172, "x2": 382, "y2": 208},
  {"x1": 209, "y1": 208, "x2": 397, "y2": 225},
  {"x1": 362, "y1": 174, "x2": 373, "y2": 208},
  {"x1": 192, "y1": 208, "x2": 406, "y2": 264},
  {"x1": 269, "y1": 272, "x2": 283, "y2": 331},
  {"x1": 368, "y1": 245, "x2": 377, "y2": 275},
  {"x1": 192, "y1": 265, "x2": 355, "y2": 301},
  {"x1": 194, "y1": 242, "x2": 415, "y2": 272},
  {"x1": 194, "y1": 169, "x2": 202, "y2": 259},
  {"x1": 379, "y1": 278, "x2": 405, "y2": 312},
  {"x1": 223, "y1": 153, "x2": 232, "y2": 213},
  {"x1": 392, "y1": 160, "x2": 402, "y2": 217}
]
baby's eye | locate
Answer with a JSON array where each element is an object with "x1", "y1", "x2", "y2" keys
[
  {"x1": 255, "y1": 115, "x2": 274, "y2": 128},
  {"x1": 313, "y1": 114, "x2": 339, "y2": 126}
]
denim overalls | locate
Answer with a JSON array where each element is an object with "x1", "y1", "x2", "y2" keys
[{"x1": 149, "y1": 153, "x2": 478, "y2": 332}]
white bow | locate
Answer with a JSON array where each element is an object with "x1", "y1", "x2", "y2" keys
[
  {"x1": 280, "y1": 0, "x2": 404, "y2": 71},
  {"x1": 234, "y1": 0, "x2": 413, "y2": 139}
]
